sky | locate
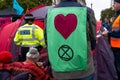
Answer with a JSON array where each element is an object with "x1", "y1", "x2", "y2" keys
[{"x1": 86, "y1": 0, "x2": 112, "y2": 21}]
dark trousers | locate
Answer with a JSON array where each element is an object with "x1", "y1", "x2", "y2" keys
[
  {"x1": 0, "y1": 70, "x2": 11, "y2": 80},
  {"x1": 112, "y1": 48, "x2": 120, "y2": 80},
  {"x1": 57, "y1": 74, "x2": 94, "y2": 80},
  {"x1": 20, "y1": 46, "x2": 42, "y2": 61}
]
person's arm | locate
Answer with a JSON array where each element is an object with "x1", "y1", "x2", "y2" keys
[
  {"x1": 24, "y1": 65, "x2": 49, "y2": 80},
  {"x1": 108, "y1": 29, "x2": 120, "y2": 37},
  {"x1": 102, "y1": 28, "x2": 120, "y2": 38},
  {"x1": 44, "y1": 15, "x2": 48, "y2": 47},
  {"x1": 35, "y1": 25, "x2": 46, "y2": 48},
  {"x1": 87, "y1": 8, "x2": 96, "y2": 50},
  {"x1": 0, "y1": 62, "x2": 49, "y2": 80},
  {"x1": 14, "y1": 29, "x2": 21, "y2": 46}
]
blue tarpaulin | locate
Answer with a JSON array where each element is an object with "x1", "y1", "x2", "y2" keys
[{"x1": 13, "y1": 0, "x2": 24, "y2": 15}]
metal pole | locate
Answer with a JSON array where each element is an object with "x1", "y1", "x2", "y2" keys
[
  {"x1": 111, "y1": 0, "x2": 112, "y2": 7},
  {"x1": 91, "y1": 3, "x2": 93, "y2": 9}
]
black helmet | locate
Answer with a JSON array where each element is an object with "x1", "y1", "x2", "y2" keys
[{"x1": 24, "y1": 14, "x2": 34, "y2": 20}]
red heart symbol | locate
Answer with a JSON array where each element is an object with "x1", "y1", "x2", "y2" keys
[{"x1": 54, "y1": 14, "x2": 77, "y2": 39}]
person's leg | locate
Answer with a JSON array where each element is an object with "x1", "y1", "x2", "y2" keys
[
  {"x1": 79, "y1": 74, "x2": 94, "y2": 80},
  {"x1": 35, "y1": 45, "x2": 43, "y2": 52},
  {"x1": 112, "y1": 48, "x2": 120, "y2": 80},
  {"x1": 21, "y1": 47, "x2": 29, "y2": 61},
  {"x1": 57, "y1": 79, "x2": 70, "y2": 80},
  {"x1": 57, "y1": 74, "x2": 94, "y2": 80},
  {"x1": 74, "y1": 74, "x2": 94, "y2": 80}
]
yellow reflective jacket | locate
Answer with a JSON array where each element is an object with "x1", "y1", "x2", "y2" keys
[{"x1": 14, "y1": 24, "x2": 46, "y2": 48}]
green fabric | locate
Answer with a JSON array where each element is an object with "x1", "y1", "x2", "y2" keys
[{"x1": 47, "y1": 7, "x2": 87, "y2": 72}]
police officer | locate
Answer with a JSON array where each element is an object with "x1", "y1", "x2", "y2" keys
[{"x1": 14, "y1": 14, "x2": 46, "y2": 61}]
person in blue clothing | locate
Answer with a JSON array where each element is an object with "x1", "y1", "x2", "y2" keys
[
  {"x1": 45, "y1": 0, "x2": 96, "y2": 80},
  {"x1": 102, "y1": 18, "x2": 111, "y2": 31},
  {"x1": 102, "y1": 0, "x2": 120, "y2": 79},
  {"x1": 102, "y1": 18, "x2": 109, "y2": 28}
]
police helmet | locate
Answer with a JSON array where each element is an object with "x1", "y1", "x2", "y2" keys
[{"x1": 24, "y1": 14, "x2": 34, "y2": 20}]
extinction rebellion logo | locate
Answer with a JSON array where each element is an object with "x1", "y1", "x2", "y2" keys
[{"x1": 58, "y1": 45, "x2": 74, "y2": 61}]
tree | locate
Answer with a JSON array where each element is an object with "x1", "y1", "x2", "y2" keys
[
  {"x1": 0, "y1": 0, "x2": 52, "y2": 11},
  {"x1": 100, "y1": 7, "x2": 115, "y2": 23},
  {"x1": 39, "y1": 0, "x2": 52, "y2": 5}
]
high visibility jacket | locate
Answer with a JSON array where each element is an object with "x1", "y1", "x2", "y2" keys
[
  {"x1": 110, "y1": 15, "x2": 120, "y2": 48},
  {"x1": 14, "y1": 24, "x2": 46, "y2": 48}
]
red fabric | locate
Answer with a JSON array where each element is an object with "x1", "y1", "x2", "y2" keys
[
  {"x1": 54, "y1": 14, "x2": 77, "y2": 39},
  {"x1": 92, "y1": 50, "x2": 95, "y2": 55},
  {"x1": 0, "y1": 60, "x2": 49, "y2": 80},
  {"x1": 0, "y1": 17, "x2": 11, "y2": 28},
  {"x1": 96, "y1": 21, "x2": 101, "y2": 32},
  {"x1": 0, "y1": 51, "x2": 12, "y2": 63},
  {"x1": 34, "y1": 19, "x2": 44, "y2": 29},
  {"x1": 0, "y1": 20, "x2": 21, "y2": 52},
  {"x1": 0, "y1": 5, "x2": 48, "y2": 62}
]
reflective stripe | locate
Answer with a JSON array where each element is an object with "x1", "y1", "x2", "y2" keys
[
  {"x1": 14, "y1": 40, "x2": 20, "y2": 43},
  {"x1": 21, "y1": 44, "x2": 39, "y2": 47},
  {"x1": 110, "y1": 40, "x2": 120, "y2": 48},
  {"x1": 39, "y1": 38, "x2": 46, "y2": 48},
  {"x1": 18, "y1": 38, "x2": 44, "y2": 42},
  {"x1": 32, "y1": 25, "x2": 38, "y2": 41},
  {"x1": 22, "y1": 26, "x2": 38, "y2": 29},
  {"x1": 39, "y1": 38, "x2": 45, "y2": 42},
  {"x1": 25, "y1": 16, "x2": 34, "y2": 19},
  {"x1": 18, "y1": 38, "x2": 37, "y2": 41}
]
